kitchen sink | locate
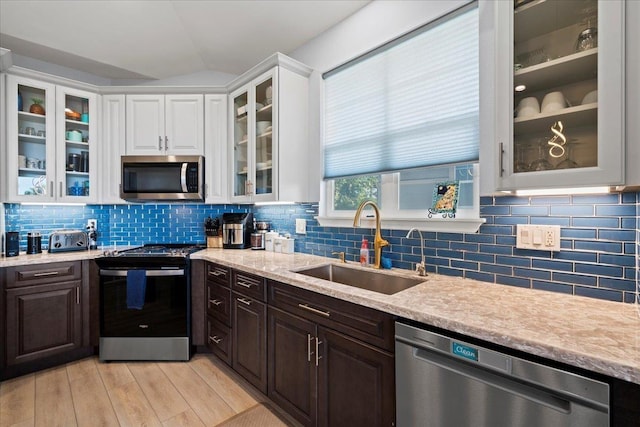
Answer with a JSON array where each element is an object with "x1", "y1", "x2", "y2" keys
[{"x1": 292, "y1": 263, "x2": 425, "y2": 295}]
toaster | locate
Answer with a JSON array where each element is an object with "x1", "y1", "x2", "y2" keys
[{"x1": 48, "y1": 230, "x2": 88, "y2": 253}]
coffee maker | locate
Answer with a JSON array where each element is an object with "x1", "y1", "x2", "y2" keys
[{"x1": 222, "y1": 213, "x2": 254, "y2": 249}]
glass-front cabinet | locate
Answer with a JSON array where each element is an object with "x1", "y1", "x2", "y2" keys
[
  {"x1": 481, "y1": 0, "x2": 625, "y2": 192},
  {"x1": 230, "y1": 70, "x2": 275, "y2": 202},
  {"x1": 5, "y1": 75, "x2": 97, "y2": 202}
]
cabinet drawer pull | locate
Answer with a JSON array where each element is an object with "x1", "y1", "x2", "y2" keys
[
  {"x1": 33, "y1": 271, "x2": 59, "y2": 277},
  {"x1": 209, "y1": 270, "x2": 225, "y2": 277},
  {"x1": 209, "y1": 299, "x2": 223, "y2": 306},
  {"x1": 159, "y1": 136, "x2": 163, "y2": 151},
  {"x1": 237, "y1": 297, "x2": 252, "y2": 306},
  {"x1": 164, "y1": 136, "x2": 168, "y2": 151},
  {"x1": 499, "y1": 142, "x2": 505, "y2": 177},
  {"x1": 76, "y1": 287, "x2": 80, "y2": 305},
  {"x1": 298, "y1": 303, "x2": 331, "y2": 318},
  {"x1": 209, "y1": 335, "x2": 222, "y2": 345},
  {"x1": 236, "y1": 281, "x2": 254, "y2": 289},
  {"x1": 50, "y1": 180, "x2": 54, "y2": 197},
  {"x1": 315, "y1": 339, "x2": 323, "y2": 367},
  {"x1": 307, "y1": 334, "x2": 314, "y2": 362}
]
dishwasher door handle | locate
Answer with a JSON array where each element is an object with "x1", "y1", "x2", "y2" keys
[{"x1": 412, "y1": 347, "x2": 576, "y2": 414}]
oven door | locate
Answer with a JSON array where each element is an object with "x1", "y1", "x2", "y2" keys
[
  {"x1": 99, "y1": 266, "x2": 191, "y2": 361},
  {"x1": 99, "y1": 268, "x2": 188, "y2": 338}
]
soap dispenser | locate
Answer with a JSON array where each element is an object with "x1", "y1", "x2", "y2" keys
[{"x1": 360, "y1": 238, "x2": 370, "y2": 266}]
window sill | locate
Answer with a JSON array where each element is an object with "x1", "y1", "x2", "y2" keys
[{"x1": 315, "y1": 216, "x2": 486, "y2": 234}]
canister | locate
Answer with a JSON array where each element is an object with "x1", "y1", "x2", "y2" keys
[
  {"x1": 265, "y1": 231, "x2": 279, "y2": 251},
  {"x1": 6, "y1": 231, "x2": 20, "y2": 257},
  {"x1": 26, "y1": 232, "x2": 42, "y2": 254},
  {"x1": 281, "y1": 237, "x2": 295, "y2": 254}
]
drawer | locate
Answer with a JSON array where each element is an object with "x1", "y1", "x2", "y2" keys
[
  {"x1": 6, "y1": 261, "x2": 82, "y2": 288},
  {"x1": 207, "y1": 316, "x2": 232, "y2": 366},
  {"x1": 207, "y1": 263, "x2": 230, "y2": 287},
  {"x1": 268, "y1": 280, "x2": 395, "y2": 352},
  {"x1": 207, "y1": 281, "x2": 231, "y2": 326},
  {"x1": 232, "y1": 270, "x2": 266, "y2": 302}
]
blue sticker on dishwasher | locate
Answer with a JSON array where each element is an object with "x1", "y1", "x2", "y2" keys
[{"x1": 452, "y1": 342, "x2": 478, "y2": 362}]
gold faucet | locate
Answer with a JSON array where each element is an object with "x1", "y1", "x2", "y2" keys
[
  {"x1": 332, "y1": 251, "x2": 346, "y2": 263},
  {"x1": 353, "y1": 201, "x2": 389, "y2": 269}
]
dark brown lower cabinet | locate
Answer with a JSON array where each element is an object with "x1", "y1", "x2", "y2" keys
[
  {"x1": 232, "y1": 291, "x2": 267, "y2": 394},
  {"x1": 317, "y1": 327, "x2": 394, "y2": 427},
  {"x1": 207, "y1": 315, "x2": 232, "y2": 365},
  {"x1": 5, "y1": 281, "x2": 82, "y2": 366},
  {"x1": 268, "y1": 307, "x2": 317, "y2": 426},
  {"x1": 268, "y1": 306, "x2": 394, "y2": 427}
]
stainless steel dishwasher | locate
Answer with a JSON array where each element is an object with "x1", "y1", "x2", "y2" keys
[{"x1": 395, "y1": 322, "x2": 610, "y2": 427}]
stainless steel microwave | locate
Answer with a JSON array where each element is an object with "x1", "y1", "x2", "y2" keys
[{"x1": 120, "y1": 155, "x2": 205, "y2": 202}]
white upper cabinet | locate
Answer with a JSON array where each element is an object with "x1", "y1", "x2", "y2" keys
[
  {"x1": 228, "y1": 54, "x2": 311, "y2": 203},
  {"x1": 479, "y1": 0, "x2": 625, "y2": 193},
  {"x1": 5, "y1": 74, "x2": 98, "y2": 203},
  {"x1": 101, "y1": 94, "x2": 126, "y2": 204},
  {"x1": 204, "y1": 94, "x2": 228, "y2": 203},
  {"x1": 126, "y1": 94, "x2": 204, "y2": 155}
]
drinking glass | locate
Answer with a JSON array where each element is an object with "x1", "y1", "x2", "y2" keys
[{"x1": 528, "y1": 138, "x2": 553, "y2": 171}]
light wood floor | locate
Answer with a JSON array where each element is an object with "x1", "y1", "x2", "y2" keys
[{"x1": 0, "y1": 354, "x2": 290, "y2": 427}]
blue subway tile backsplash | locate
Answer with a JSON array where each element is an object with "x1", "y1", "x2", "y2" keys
[{"x1": 3, "y1": 191, "x2": 639, "y2": 305}]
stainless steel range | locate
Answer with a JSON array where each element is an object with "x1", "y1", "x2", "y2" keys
[{"x1": 96, "y1": 244, "x2": 203, "y2": 361}]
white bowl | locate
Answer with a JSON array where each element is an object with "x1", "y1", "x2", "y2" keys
[
  {"x1": 581, "y1": 90, "x2": 598, "y2": 105},
  {"x1": 541, "y1": 91, "x2": 566, "y2": 114},
  {"x1": 256, "y1": 121, "x2": 272, "y2": 134},
  {"x1": 516, "y1": 97, "x2": 540, "y2": 118}
]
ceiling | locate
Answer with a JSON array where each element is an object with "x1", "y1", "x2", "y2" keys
[{"x1": 0, "y1": 0, "x2": 370, "y2": 81}]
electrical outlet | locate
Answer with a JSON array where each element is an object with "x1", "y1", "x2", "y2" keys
[
  {"x1": 295, "y1": 218, "x2": 306, "y2": 234},
  {"x1": 87, "y1": 219, "x2": 97, "y2": 231},
  {"x1": 516, "y1": 224, "x2": 560, "y2": 251}
]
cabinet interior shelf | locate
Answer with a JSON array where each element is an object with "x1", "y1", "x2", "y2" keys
[
  {"x1": 514, "y1": 0, "x2": 596, "y2": 43},
  {"x1": 18, "y1": 134, "x2": 46, "y2": 142},
  {"x1": 18, "y1": 111, "x2": 46, "y2": 122},
  {"x1": 66, "y1": 171, "x2": 89, "y2": 177},
  {"x1": 19, "y1": 168, "x2": 46, "y2": 174},
  {"x1": 514, "y1": 102, "x2": 597, "y2": 135},
  {"x1": 515, "y1": 48, "x2": 597, "y2": 92},
  {"x1": 66, "y1": 140, "x2": 89, "y2": 148},
  {"x1": 65, "y1": 119, "x2": 88, "y2": 126}
]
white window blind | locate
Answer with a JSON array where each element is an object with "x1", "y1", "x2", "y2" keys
[{"x1": 323, "y1": 3, "x2": 479, "y2": 179}]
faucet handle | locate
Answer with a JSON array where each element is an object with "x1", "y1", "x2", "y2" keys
[
  {"x1": 332, "y1": 251, "x2": 346, "y2": 263},
  {"x1": 415, "y1": 262, "x2": 427, "y2": 277}
]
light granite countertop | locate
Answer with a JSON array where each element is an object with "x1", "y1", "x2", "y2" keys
[
  {"x1": 0, "y1": 249, "x2": 106, "y2": 266},
  {"x1": 190, "y1": 249, "x2": 640, "y2": 385},
  {"x1": 2, "y1": 248, "x2": 639, "y2": 385}
]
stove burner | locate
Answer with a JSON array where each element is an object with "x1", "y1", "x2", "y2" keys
[{"x1": 104, "y1": 244, "x2": 203, "y2": 258}]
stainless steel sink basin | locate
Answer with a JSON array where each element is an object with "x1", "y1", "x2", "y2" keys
[{"x1": 292, "y1": 264, "x2": 425, "y2": 295}]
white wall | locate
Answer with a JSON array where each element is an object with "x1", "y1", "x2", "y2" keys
[{"x1": 288, "y1": 0, "x2": 472, "y2": 192}]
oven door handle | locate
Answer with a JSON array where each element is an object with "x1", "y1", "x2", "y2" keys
[{"x1": 99, "y1": 269, "x2": 185, "y2": 277}]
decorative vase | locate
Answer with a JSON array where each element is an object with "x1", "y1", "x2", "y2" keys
[{"x1": 29, "y1": 103, "x2": 45, "y2": 115}]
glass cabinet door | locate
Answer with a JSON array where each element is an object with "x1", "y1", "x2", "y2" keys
[
  {"x1": 254, "y1": 77, "x2": 273, "y2": 198},
  {"x1": 59, "y1": 89, "x2": 93, "y2": 200},
  {"x1": 11, "y1": 78, "x2": 56, "y2": 201},
  {"x1": 232, "y1": 90, "x2": 249, "y2": 197},
  {"x1": 490, "y1": 0, "x2": 624, "y2": 191},
  {"x1": 513, "y1": 0, "x2": 599, "y2": 174}
]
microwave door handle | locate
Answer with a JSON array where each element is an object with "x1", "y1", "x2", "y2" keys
[{"x1": 181, "y1": 163, "x2": 188, "y2": 192}]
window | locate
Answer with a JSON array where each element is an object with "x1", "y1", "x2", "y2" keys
[{"x1": 320, "y1": 2, "x2": 482, "y2": 232}]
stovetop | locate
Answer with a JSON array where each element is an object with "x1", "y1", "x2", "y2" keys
[
  {"x1": 114, "y1": 244, "x2": 204, "y2": 257},
  {"x1": 96, "y1": 244, "x2": 204, "y2": 269}
]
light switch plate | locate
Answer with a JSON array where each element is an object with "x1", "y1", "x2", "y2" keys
[
  {"x1": 516, "y1": 224, "x2": 560, "y2": 251},
  {"x1": 295, "y1": 218, "x2": 306, "y2": 234}
]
